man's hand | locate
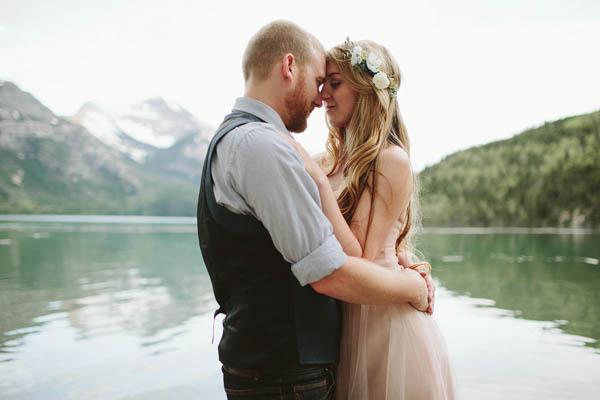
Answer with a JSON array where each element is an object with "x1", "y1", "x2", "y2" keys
[
  {"x1": 404, "y1": 268, "x2": 429, "y2": 312},
  {"x1": 396, "y1": 248, "x2": 436, "y2": 314},
  {"x1": 406, "y1": 262, "x2": 436, "y2": 315},
  {"x1": 396, "y1": 249, "x2": 412, "y2": 269},
  {"x1": 422, "y1": 271, "x2": 436, "y2": 315}
]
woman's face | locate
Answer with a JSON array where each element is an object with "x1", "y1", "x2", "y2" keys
[{"x1": 322, "y1": 60, "x2": 358, "y2": 129}]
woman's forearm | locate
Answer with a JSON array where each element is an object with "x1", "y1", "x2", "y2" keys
[{"x1": 314, "y1": 177, "x2": 362, "y2": 257}]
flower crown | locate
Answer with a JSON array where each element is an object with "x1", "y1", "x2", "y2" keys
[{"x1": 343, "y1": 37, "x2": 397, "y2": 98}]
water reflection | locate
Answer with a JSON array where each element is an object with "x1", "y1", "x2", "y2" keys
[
  {"x1": 420, "y1": 233, "x2": 600, "y2": 350},
  {"x1": 0, "y1": 224, "x2": 215, "y2": 359},
  {"x1": 2, "y1": 223, "x2": 600, "y2": 399}
]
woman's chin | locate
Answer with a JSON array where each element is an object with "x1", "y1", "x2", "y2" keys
[
  {"x1": 326, "y1": 113, "x2": 346, "y2": 129},
  {"x1": 327, "y1": 118, "x2": 344, "y2": 129}
]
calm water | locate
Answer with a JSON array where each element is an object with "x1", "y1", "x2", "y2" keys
[{"x1": 0, "y1": 217, "x2": 599, "y2": 399}]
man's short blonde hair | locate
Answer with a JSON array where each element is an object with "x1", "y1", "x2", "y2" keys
[{"x1": 242, "y1": 20, "x2": 324, "y2": 82}]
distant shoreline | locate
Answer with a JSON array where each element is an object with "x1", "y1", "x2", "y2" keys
[
  {"x1": 0, "y1": 214, "x2": 196, "y2": 224},
  {"x1": 0, "y1": 215, "x2": 598, "y2": 234},
  {"x1": 418, "y1": 226, "x2": 598, "y2": 235}
]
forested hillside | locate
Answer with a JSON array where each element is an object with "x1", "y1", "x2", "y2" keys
[{"x1": 418, "y1": 110, "x2": 600, "y2": 228}]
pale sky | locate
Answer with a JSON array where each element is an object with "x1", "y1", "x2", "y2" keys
[{"x1": 1, "y1": 0, "x2": 599, "y2": 171}]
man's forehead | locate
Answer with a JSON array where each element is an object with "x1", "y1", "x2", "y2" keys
[{"x1": 310, "y1": 48, "x2": 327, "y2": 78}]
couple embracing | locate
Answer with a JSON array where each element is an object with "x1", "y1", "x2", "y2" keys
[{"x1": 197, "y1": 20, "x2": 455, "y2": 399}]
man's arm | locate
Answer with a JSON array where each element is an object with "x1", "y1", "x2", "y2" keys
[
  {"x1": 311, "y1": 256, "x2": 428, "y2": 310},
  {"x1": 282, "y1": 132, "x2": 431, "y2": 312},
  {"x1": 222, "y1": 125, "x2": 427, "y2": 309}
]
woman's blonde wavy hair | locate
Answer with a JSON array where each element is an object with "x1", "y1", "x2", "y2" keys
[{"x1": 323, "y1": 40, "x2": 420, "y2": 253}]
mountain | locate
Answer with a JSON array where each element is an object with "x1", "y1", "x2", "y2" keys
[
  {"x1": 68, "y1": 98, "x2": 213, "y2": 184},
  {"x1": 0, "y1": 80, "x2": 198, "y2": 216},
  {"x1": 68, "y1": 101, "x2": 153, "y2": 162},
  {"x1": 418, "y1": 110, "x2": 600, "y2": 228}
]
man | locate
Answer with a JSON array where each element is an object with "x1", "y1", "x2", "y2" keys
[{"x1": 197, "y1": 20, "x2": 433, "y2": 399}]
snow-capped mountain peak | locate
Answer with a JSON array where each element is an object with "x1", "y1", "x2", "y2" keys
[
  {"x1": 68, "y1": 101, "x2": 149, "y2": 162},
  {"x1": 73, "y1": 102, "x2": 120, "y2": 147},
  {"x1": 107, "y1": 97, "x2": 199, "y2": 149},
  {"x1": 69, "y1": 97, "x2": 213, "y2": 169}
]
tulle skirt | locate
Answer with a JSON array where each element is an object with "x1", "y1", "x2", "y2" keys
[{"x1": 335, "y1": 301, "x2": 455, "y2": 399}]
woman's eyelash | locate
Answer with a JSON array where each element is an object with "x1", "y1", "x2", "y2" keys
[{"x1": 331, "y1": 82, "x2": 341, "y2": 88}]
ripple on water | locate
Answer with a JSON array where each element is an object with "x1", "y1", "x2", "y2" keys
[
  {"x1": 4, "y1": 326, "x2": 40, "y2": 336},
  {"x1": 47, "y1": 301, "x2": 64, "y2": 311},
  {"x1": 442, "y1": 255, "x2": 464, "y2": 262},
  {"x1": 576, "y1": 257, "x2": 599, "y2": 265},
  {"x1": 32, "y1": 312, "x2": 68, "y2": 323}
]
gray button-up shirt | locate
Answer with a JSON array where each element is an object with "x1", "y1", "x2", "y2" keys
[{"x1": 210, "y1": 97, "x2": 346, "y2": 286}]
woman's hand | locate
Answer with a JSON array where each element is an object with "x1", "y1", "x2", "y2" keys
[{"x1": 279, "y1": 133, "x2": 327, "y2": 185}]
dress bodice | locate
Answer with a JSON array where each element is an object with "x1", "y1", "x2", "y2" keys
[{"x1": 372, "y1": 220, "x2": 403, "y2": 269}]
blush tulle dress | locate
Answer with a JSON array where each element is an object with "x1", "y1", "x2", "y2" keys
[{"x1": 335, "y1": 221, "x2": 455, "y2": 400}]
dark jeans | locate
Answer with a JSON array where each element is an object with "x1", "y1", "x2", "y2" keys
[{"x1": 222, "y1": 365, "x2": 335, "y2": 399}]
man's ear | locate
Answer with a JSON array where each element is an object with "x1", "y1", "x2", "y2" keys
[{"x1": 280, "y1": 53, "x2": 295, "y2": 82}]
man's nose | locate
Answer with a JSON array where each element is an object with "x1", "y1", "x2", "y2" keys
[{"x1": 313, "y1": 91, "x2": 323, "y2": 108}]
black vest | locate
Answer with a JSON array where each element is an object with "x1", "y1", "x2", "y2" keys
[{"x1": 197, "y1": 112, "x2": 341, "y2": 368}]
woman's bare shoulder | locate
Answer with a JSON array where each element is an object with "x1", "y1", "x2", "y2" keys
[{"x1": 378, "y1": 145, "x2": 412, "y2": 182}]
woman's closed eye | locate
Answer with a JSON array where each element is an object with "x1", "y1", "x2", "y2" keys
[{"x1": 330, "y1": 81, "x2": 341, "y2": 89}]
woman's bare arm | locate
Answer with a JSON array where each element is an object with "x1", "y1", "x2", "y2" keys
[
  {"x1": 282, "y1": 136, "x2": 433, "y2": 311},
  {"x1": 350, "y1": 146, "x2": 413, "y2": 260},
  {"x1": 288, "y1": 141, "x2": 363, "y2": 257}
]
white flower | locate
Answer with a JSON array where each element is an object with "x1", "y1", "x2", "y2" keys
[
  {"x1": 351, "y1": 46, "x2": 363, "y2": 66},
  {"x1": 373, "y1": 71, "x2": 390, "y2": 89},
  {"x1": 366, "y1": 52, "x2": 382, "y2": 73}
]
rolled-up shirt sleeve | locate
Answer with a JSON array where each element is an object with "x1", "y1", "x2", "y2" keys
[{"x1": 227, "y1": 125, "x2": 347, "y2": 286}]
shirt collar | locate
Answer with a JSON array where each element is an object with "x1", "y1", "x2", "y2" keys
[{"x1": 232, "y1": 97, "x2": 289, "y2": 135}]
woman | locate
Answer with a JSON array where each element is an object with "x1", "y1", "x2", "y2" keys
[{"x1": 291, "y1": 39, "x2": 455, "y2": 399}]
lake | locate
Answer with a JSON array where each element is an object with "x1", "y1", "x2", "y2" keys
[{"x1": 0, "y1": 216, "x2": 599, "y2": 399}]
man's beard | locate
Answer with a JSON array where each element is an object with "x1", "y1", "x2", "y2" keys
[{"x1": 284, "y1": 73, "x2": 312, "y2": 133}]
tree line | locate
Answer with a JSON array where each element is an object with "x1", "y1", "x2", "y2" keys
[{"x1": 418, "y1": 110, "x2": 600, "y2": 228}]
